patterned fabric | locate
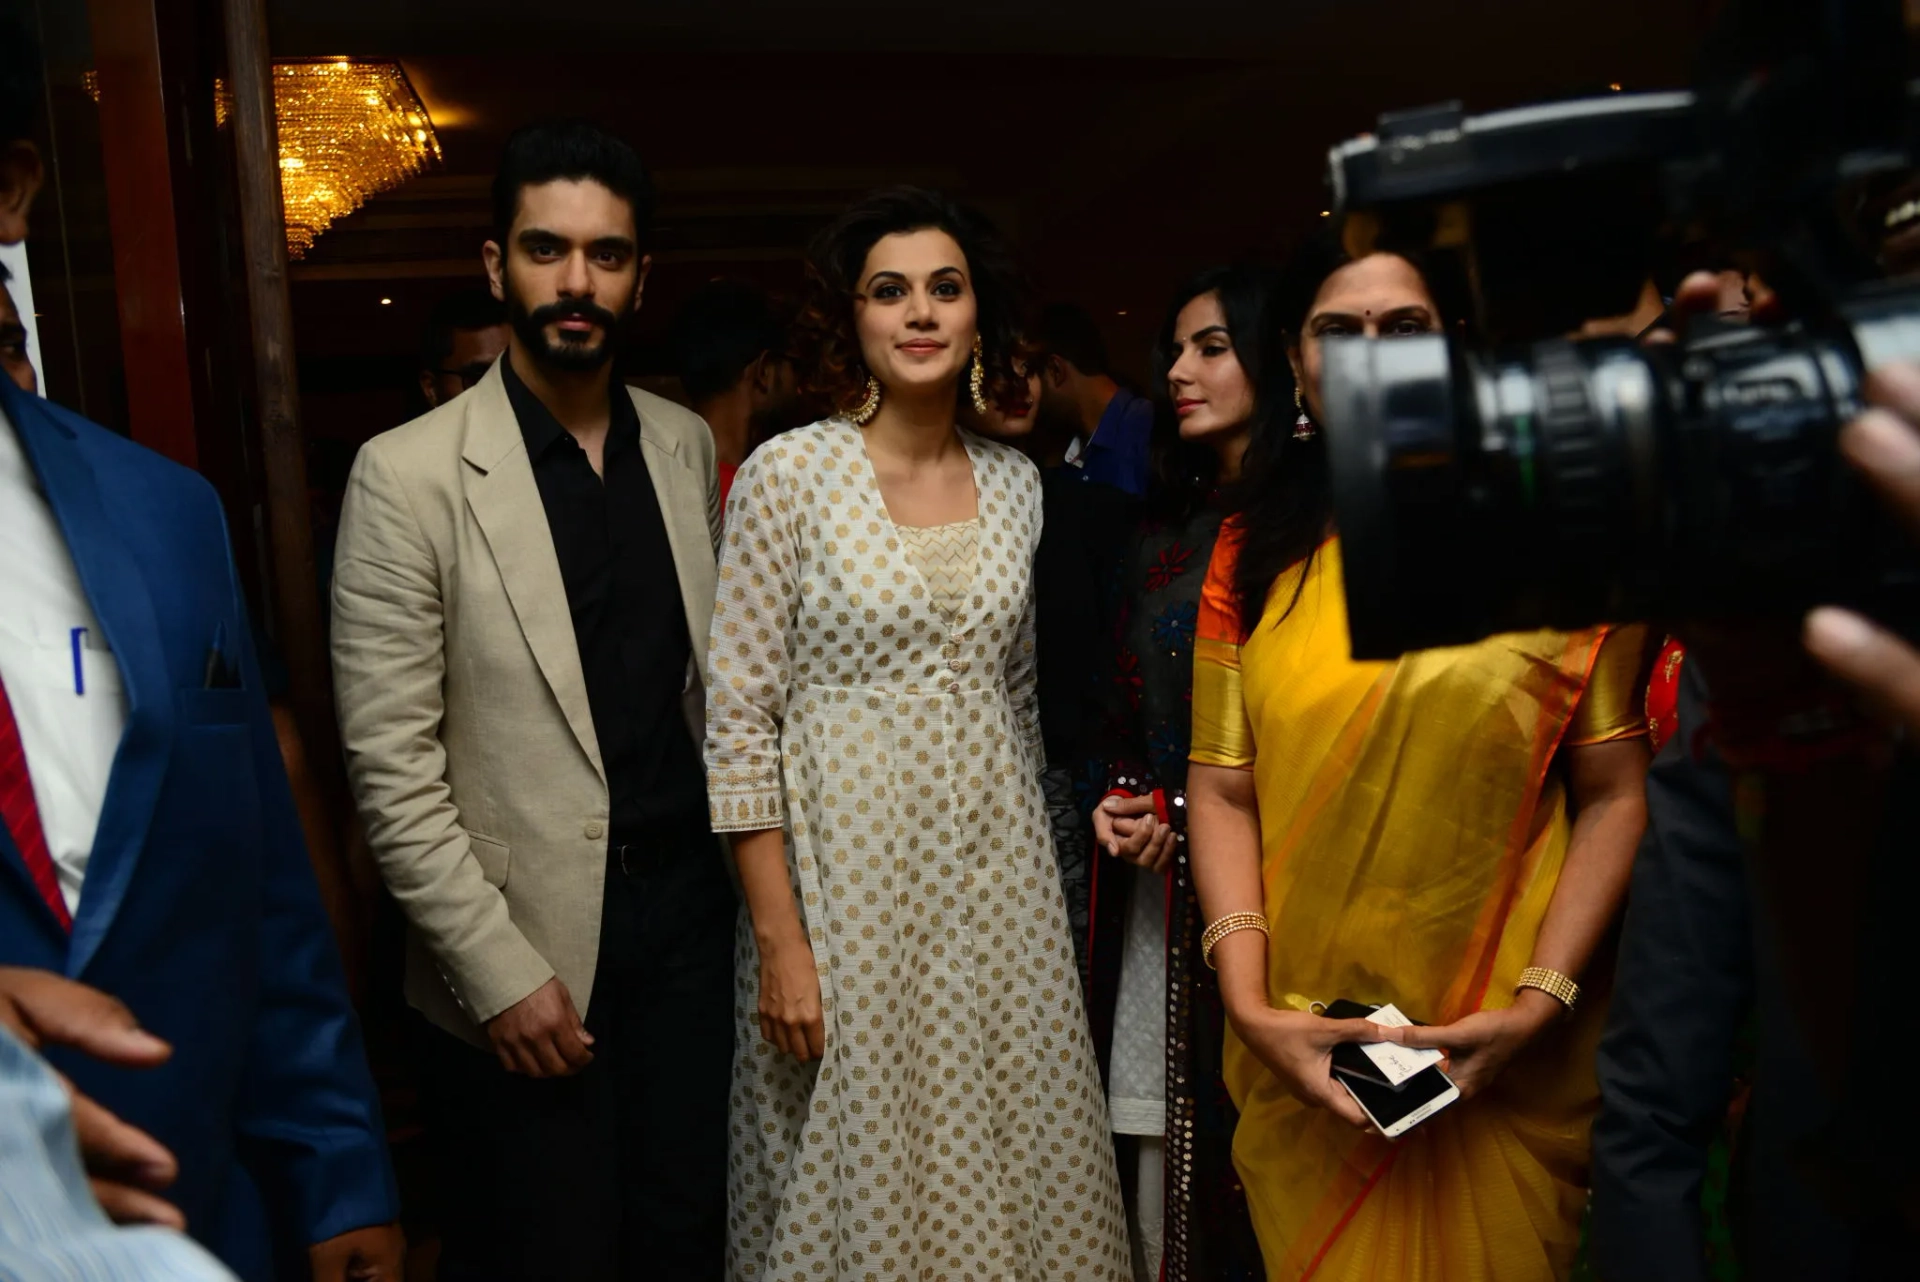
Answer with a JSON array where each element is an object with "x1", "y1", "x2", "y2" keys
[
  {"x1": 704, "y1": 418, "x2": 1131, "y2": 1280},
  {"x1": 1082, "y1": 504, "x2": 1263, "y2": 1282},
  {"x1": 894, "y1": 519, "x2": 980, "y2": 622},
  {"x1": 1191, "y1": 534, "x2": 1647, "y2": 1281}
]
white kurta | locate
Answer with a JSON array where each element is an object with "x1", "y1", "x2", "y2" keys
[{"x1": 706, "y1": 419, "x2": 1130, "y2": 1281}]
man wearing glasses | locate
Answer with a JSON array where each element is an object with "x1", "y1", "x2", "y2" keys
[{"x1": 418, "y1": 285, "x2": 509, "y2": 410}]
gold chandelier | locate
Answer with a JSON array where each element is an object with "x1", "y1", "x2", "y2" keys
[
  {"x1": 274, "y1": 60, "x2": 441, "y2": 260},
  {"x1": 84, "y1": 59, "x2": 439, "y2": 259}
]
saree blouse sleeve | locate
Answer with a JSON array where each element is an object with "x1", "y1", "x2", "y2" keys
[
  {"x1": 1567, "y1": 623, "x2": 1653, "y2": 747},
  {"x1": 703, "y1": 444, "x2": 802, "y2": 832},
  {"x1": 1190, "y1": 521, "x2": 1256, "y2": 770}
]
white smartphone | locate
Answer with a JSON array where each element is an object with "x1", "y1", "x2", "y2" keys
[
  {"x1": 1333, "y1": 1059, "x2": 1460, "y2": 1138},
  {"x1": 1323, "y1": 1000, "x2": 1460, "y2": 1139}
]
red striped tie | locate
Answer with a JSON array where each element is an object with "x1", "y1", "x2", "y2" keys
[{"x1": 0, "y1": 673, "x2": 71, "y2": 930}]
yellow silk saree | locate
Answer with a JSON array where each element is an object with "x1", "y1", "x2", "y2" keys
[{"x1": 1191, "y1": 535, "x2": 1644, "y2": 1281}]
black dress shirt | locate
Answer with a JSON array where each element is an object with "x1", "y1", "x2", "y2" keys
[{"x1": 501, "y1": 356, "x2": 707, "y2": 833}]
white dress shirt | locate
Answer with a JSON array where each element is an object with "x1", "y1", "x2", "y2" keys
[{"x1": 0, "y1": 403, "x2": 127, "y2": 914}]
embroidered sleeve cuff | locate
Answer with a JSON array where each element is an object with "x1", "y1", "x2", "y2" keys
[{"x1": 710, "y1": 781, "x2": 786, "y2": 833}]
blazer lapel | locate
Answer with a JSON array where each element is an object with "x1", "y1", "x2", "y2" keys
[
  {"x1": 459, "y1": 366, "x2": 605, "y2": 782},
  {"x1": 633, "y1": 390, "x2": 716, "y2": 678},
  {"x1": 2, "y1": 383, "x2": 175, "y2": 973}
]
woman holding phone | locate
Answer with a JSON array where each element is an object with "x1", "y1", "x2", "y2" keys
[{"x1": 1185, "y1": 233, "x2": 1651, "y2": 1280}]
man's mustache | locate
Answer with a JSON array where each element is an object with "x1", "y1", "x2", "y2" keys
[{"x1": 525, "y1": 299, "x2": 621, "y2": 333}]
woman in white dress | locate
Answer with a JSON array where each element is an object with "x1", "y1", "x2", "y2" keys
[{"x1": 704, "y1": 187, "x2": 1130, "y2": 1281}]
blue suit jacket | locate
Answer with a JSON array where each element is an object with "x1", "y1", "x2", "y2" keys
[{"x1": 0, "y1": 379, "x2": 397, "y2": 1279}]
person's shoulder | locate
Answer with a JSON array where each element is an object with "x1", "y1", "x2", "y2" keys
[
  {"x1": 629, "y1": 386, "x2": 715, "y2": 461},
  {"x1": 30, "y1": 395, "x2": 223, "y2": 509},
  {"x1": 966, "y1": 430, "x2": 1037, "y2": 477},
  {"x1": 354, "y1": 393, "x2": 477, "y2": 478},
  {"x1": 750, "y1": 418, "x2": 844, "y2": 473}
]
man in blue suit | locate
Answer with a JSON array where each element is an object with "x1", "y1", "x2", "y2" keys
[{"x1": 0, "y1": 19, "x2": 401, "y2": 1279}]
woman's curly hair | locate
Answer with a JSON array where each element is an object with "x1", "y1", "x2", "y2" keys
[{"x1": 793, "y1": 187, "x2": 1034, "y2": 417}]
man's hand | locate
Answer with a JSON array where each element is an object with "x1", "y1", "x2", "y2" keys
[
  {"x1": 1803, "y1": 362, "x2": 1920, "y2": 734},
  {"x1": 309, "y1": 1222, "x2": 404, "y2": 1281},
  {"x1": 0, "y1": 966, "x2": 182, "y2": 1227},
  {"x1": 484, "y1": 976, "x2": 593, "y2": 1078}
]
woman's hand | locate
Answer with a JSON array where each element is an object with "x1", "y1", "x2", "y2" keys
[
  {"x1": 757, "y1": 931, "x2": 825, "y2": 1063},
  {"x1": 1395, "y1": 990, "x2": 1561, "y2": 1102},
  {"x1": 1229, "y1": 1005, "x2": 1403, "y2": 1131},
  {"x1": 1094, "y1": 794, "x2": 1177, "y2": 873}
]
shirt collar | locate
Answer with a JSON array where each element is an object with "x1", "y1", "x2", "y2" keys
[{"x1": 500, "y1": 351, "x2": 638, "y2": 460}]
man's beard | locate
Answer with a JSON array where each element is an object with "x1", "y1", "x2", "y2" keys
[{"x1": 506, "y1": 279, "x2": 626, "y2": 373}]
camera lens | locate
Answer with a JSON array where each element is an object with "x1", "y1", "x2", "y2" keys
[{"x1": 1324, "y1": 308, "x2": 1920, "y2": 659}]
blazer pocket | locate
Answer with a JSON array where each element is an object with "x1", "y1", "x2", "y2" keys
[{"x1": 465, "y1": 829, "x2": 510, "y2": 888}]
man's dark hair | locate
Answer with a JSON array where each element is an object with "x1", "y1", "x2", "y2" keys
[
  {"x1": 1, "y1": 7, "x2": 42, "y2": 146},
  {"x1": 1037, "y1": 303, "x2": 1112, "y2": 378},
  {"x1": 418, "y1": 285, "x2": 506, "y2": 373},
  {"x1": 668, "y1": 280, "x2": 785, "y2": 404},
  {"x1": 490, "y1": 119, "x2": 656, "y2": 244}
]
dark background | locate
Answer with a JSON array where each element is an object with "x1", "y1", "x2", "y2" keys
[{"x1": 254, "y1": 0, "x2": 1713, "y2": 451}]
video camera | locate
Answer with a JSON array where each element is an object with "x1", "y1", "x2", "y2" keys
[{"x1": 1320, "y1": 0, "x2": 1920, "y2": 658}]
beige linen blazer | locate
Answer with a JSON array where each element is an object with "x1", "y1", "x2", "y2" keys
[{"x1": 330, "y1": 360, "x2": 720, "y2": 1045}]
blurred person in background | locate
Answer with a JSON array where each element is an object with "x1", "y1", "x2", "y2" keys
[
  {"x1": 1185, "y1": 233, "x2": 1650, "y2": 1280},
  {"x1": 417, "y1": 285, "x2": 508, "y2": 411},
  {"x1": 666, "y1": 277, "x2": 798, "y2": 507},
  {"x1": 1030, "y1": 303, "x2": 1151, "y2": 972},
  {"x1": 1081, "y1": 265, "x2": 1278, "y2": 1282}
]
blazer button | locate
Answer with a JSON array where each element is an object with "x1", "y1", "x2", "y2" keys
[{"x1": 585, "y1": 821, "x2": 605, "y2": 840}]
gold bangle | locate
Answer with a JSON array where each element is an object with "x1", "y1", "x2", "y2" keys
[
  {"x1": 1200, "y1": 912, "x2": 1269, "y2": 970},
  {"x1": 1516, "y1": 966, "x2": 1580, "y2": 1012}
]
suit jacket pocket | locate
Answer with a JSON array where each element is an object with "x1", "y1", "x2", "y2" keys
[{"x1": 465, "y1": 829, "x2": 509, "y2": 888}]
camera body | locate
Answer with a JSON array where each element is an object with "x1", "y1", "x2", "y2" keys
[{"x1": 1320, "y1": 0, "x2": 1920, "y2": 657}]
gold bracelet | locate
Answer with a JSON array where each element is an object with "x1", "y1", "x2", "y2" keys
[
  {"x1": 1200, "y1": 912, "x2": 1269, "y2": 970},
  {"x1": 1516, "y1": 966, "x2": 1580, "y2": 1012}
]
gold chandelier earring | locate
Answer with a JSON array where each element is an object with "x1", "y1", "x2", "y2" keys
[
  {"x1": 851, "y1": 374, "x2": 882, "y2": 426},
  {"x1": 969, "y1": 335, "x2": 989, "y2": 415},
  {"x1": 1293, "y1": 384, "x2": 1317, "y2": 441}
]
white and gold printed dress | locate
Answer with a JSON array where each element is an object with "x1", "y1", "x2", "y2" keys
[{"x1": 705, "y1": 418, "x2": 1130, "y2": 1281}]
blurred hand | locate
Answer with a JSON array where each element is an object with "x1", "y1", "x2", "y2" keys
[
  {"x1": 309, "y1": 1222, "x2": 404, "y2": 1282},
  {"x1": 1802, "y1": 362, "x2": 1920, "y2": 735},
  {"x1": 485, "y1": 977, "x2": 593, "y2": 1078},
  {"x1": 757, "y1": 931, "x2": 825, "y2": 1062},
  {"x1": 1229, "y1": 1005, "x2": 1401, "y2": 1132},
  {"x1": 0, "y1": 966, "x2": 181, "y2": 1227}
]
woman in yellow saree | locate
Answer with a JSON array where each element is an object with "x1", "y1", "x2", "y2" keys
[{"x1": 1185, "y1": 242, "x2": 1652, "y2": 1281}]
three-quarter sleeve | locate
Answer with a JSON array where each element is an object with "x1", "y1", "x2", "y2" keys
[
  {"x1": 704, "y1": 445, "x2": 801, "y2": 832},
  {"x1": 1568, "y1": 624, "x2": 1652, "y2": 747},
  {"x1": 1189, "y1": 523, "x2": 1255, "y2": 770}
]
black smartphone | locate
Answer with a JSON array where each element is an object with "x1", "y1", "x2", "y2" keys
[{"x1": 1320, "y1": 999, "x2": 1460, "y2": 1139}]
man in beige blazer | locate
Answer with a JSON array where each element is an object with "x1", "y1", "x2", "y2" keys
[{"x1": 331, "y1": 122, "x2": 732, "y2": 1281}]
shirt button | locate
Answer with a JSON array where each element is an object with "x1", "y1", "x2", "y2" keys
[
  {"x1": 948, "y1": 658, "x2": 962, "y2": 672},
  {"x1": 585, "y1": 822, "x2": 605, "y2": 840}
]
